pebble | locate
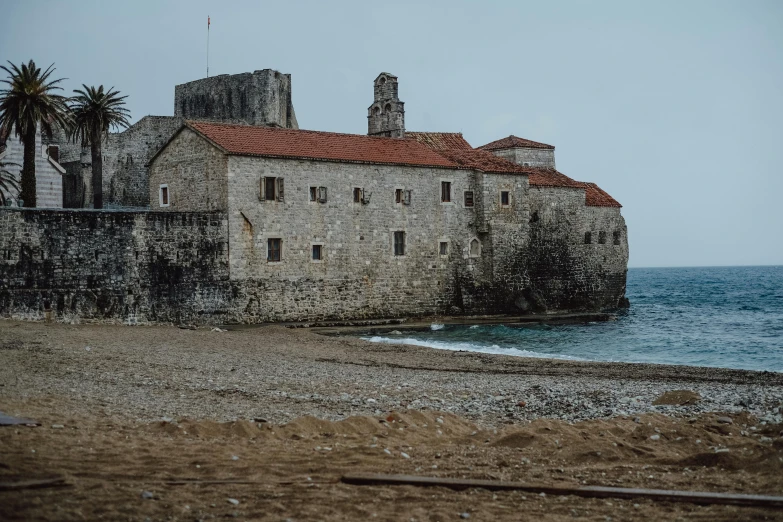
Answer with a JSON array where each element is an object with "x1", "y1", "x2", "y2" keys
[
  {"x1": 649, "y1": 434, "x2": 660, "y2": 441},
  {"x1": 51, "y1": 424, "x2": 64, "y2": 429},
  {"x1": 717, "y1": 417, "x2": 733, "y2": 424},
  {"x1": 231, "y1": 455, "x2": 239, "y2": 460},
  {"x1": 227, "y1": 498, "x2": 240, "y2": 505},
  {"x1": 460, "y1": 514, "x2": 470, "y2": 519},
  {"x1": 141, "y1": 491, "x2": 154, "y2": 499},
  {"x1": 400, "y1": 452, "x2": 410, "y2": 459}
]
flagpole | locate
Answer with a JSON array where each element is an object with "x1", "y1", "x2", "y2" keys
[{"x1": 207, "y1": 15, "x2": 210, "y2": 78}]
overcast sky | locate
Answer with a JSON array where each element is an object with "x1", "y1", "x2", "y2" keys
[{"x1": 1, "y1": 0, "x2": 781, "y2": 267}]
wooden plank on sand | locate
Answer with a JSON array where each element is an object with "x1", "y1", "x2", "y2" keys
[{"x1": 341, "y1": 473, "x2": 783, "y2": 508}]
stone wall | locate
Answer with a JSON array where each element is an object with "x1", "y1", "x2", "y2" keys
[
  {"x1": 0, "y1": 208, "x2": 230, "y2": 324},
  {"x1": 526, "y1": 186, "x2": 628, "y2": 311},
  {"x1": 491, "y1": 147, "x2": 556, "y2": 168},
  {"x1": 174, "y1": 70, "x2": 298, "y2": 129}
]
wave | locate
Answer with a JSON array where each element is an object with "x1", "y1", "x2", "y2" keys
[{"x1": 363, "y1": 336, "x2": 587, "y2": 361}]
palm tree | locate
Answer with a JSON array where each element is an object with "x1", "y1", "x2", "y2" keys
[
  {"x1": 0, "y1": 60, "x2": 70, "y2": 207},
  {"x1": 0, "y1": 159, "x2": 21, "y2": 205},
  {"x1": 69, "y1": 85, "x2": 130, "y2": 209}
]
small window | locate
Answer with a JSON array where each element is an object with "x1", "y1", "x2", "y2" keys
[
  {"x1": 598, "y1": 231, "x2": 607, "y2": 244},
  {"x1": 501, "y1": 191, "x2": 510, "y2": 206},
  {"x1": 441, "y1": 182, "x2": 451, "y2": 203},
  {"x1": 584, "y1": 231, "x2": 592, "y2": 244},
  {"x1": 464, "y1": 190, "x2": 474, "y2": 208},
  {"x1": 373, "y1": 106, "x2": 381, "y2": 116},
  {"x1": 317, "y1": 186, "x2": 327, "y2": 203},
  {"x1": 469, "y1": 238, "x2": 481, "y2": 257},
  {"x1": 393, "y1": 231, "x2": 405, "y2": 256},
  {"x1": 395, "y1": 188, "x2": 403, "y2": 204},
  {"x1": 530, "y1": 211, "x2": 539, "y2": 223},
  {"x1": 267, "y1": 238, "x2": 282, "y2": 262},
  {"x1": 403, "y1": 190, "x2": 412, "y2": 205},
  {"x1": 439, "y1": 241, "x2": 449, "y2": 256},
  {"x1": 159, "y1": 184, "x2": 169, "y2": 207},
  {"x1": 613, "y1": 230, "x2": 621, "y2": 245},
  {"x1": 47, "y1": 145, "x2": 59, "y2": 163},
  {"x1": 310, "y1": 187, "x2": 318, "y2": 201},
  {"x1": 265, "y1": 177, "x2": 277, "y2": 201},
  {"x1": 353, "y1": 187, "x2": 362, "y2": 203},
  {"x1": 312, "y1": 244, "x2": 322, "y2": 261},
  {"x1": 384, "y1": 103, "x2": 392, "y2": 113}
]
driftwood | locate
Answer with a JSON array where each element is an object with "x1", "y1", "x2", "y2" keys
[
  {"x1": 0, "y1": 477, "x2": 68, "y2": 491},
  {"x1": 341, "y1": 473, "x2": 783, "y2": 509}
]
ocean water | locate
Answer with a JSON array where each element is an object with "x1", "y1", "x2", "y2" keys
[{"x1": 361, "y1": 266, "x2": 783, "y2": 372}]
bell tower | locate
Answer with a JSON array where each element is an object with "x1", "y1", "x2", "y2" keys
[{"x1": 367, "y1": 73, "x2": 405, "y2": 138}]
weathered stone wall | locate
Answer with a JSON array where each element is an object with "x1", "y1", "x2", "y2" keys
[
  {"x1": 526, "y1": 186, "x2": 628, "y2": 311},
  {"x1": 174, "y1": 70, "x2": 298, "y2": 129},
  {"x1": 148, "y1": 128, "x2": 228, "y2": 212},
  {"x1": 491, "y1": 147, "x2": 556, "y2": 168},
  {"x1": 0, "y1": 208, "x2": 230, "y2": 324}
]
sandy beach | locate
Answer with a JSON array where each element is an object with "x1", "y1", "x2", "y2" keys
[{"x1": 1, "y1": 320, "x2": 782, "y2": 521}]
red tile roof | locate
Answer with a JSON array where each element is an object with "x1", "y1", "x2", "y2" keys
[
  {"x1": 478, "y1": 135, "x2": 554, "y2": 151},
  {"x1": 582, "y1": 182, "x2": 622, "y2": 208},
  {"x1": 406, "y1": 132, "x2": 473, "y2": 151},
  {"x1": 187, "y1": 121, "x2": 458, "y2": 169}
]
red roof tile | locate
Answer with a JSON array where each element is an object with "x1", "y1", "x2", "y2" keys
[
  {"x1": 478, "y1": 135, "x2": 554, "y2": 151},
  {"x1": 406, "y1": 132, "x2": 474, "y2": 151},
  {"x1": 187, "y1": 121, "x2": 458, "y2": 169},
  {"x1": 582, "y1": 182, "x2": 622, "y2": 208}
]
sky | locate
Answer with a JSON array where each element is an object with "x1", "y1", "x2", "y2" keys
[{"x1": 1, "y1": 0, "x2": 781, "y2": 267}]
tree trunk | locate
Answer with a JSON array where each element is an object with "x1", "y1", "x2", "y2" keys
[
  {"x1": 91, "y1": 129, "x2": 102, "y2": 210},
  {"x1": 20, "y1": 130, "x2": 36, "y2": 207}
]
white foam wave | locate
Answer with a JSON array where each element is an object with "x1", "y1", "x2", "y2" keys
[
  {"x1": 430, "y1": 323, "x2": 445, "y2": 331},
  {"x1": 363, "y1": 336, "x2": 586, "y2": 361}
]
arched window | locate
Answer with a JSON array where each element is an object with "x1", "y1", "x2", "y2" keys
[
  {"x1": 384, "y1": 103, "x2": 392, "y2": 113},
  {"x1": 373, "y1": 106, "x2": 381, "y2": 116},
  {"x1": 469, "y1": 238, "x2": 481, "y2": 257},
  {"x1": 379, "y1": 76, "x2": 387, "y2": 85}
]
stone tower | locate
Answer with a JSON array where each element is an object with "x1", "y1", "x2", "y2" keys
[
  {"x1": 174, "y1": 69, "x2": 298, "y2": 129},
  {"x1": 368, "y1": 73, "x2": 405, "y2": 138}
]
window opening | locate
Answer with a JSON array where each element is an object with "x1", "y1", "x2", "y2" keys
[
  {"x1": 310, "y1": 187, "x2": 318, "y2": 201},
  {"x1": 470, "y1": 238, "x2": 480, "y2": 257},
  {"x1": 501, "y1": 191, "x2": 510, "y2": 206},
  {"x1": 439, "y1": 241, "x2": 449, "y2": 256},
  {"x1": 159, "y1": 185, "x2": 169, "y2": 206},
  {"x1": 267, "y1": 238, "x2": 282, "y2": 261},
  {"x1": 353, "y1": 187, "x2": 362, "y2": 203},
  {"x1": 584, "y1": 231, "x2": 592, "y2": 244},
  {"x1": 464, "y1": 190, "x2": 474, "y2": 207},
  {"x1": 613, "y1": 230, "x2": 621, "y2": 245},
  {"x1": 598, "y1": 231, "x2": 607, "y2": 244},
  {"x1": 393, "y1": 231, "x2": 405, "y2": 256},
  {"x1": 312, "y1": 244, "x2": 322, "y2": 261},
  {"x1": 441, "y1": 181, "x2": 451, "y2": 202},
  {"x1": 317, "y1": 186, "x2": 327, "y2": 203},
  {"x1": 265, "y1": 177, "x2": 276, "y2": 201},
  {"x1": 395, "y1": 188, "x2": 403, "y2": 204}
]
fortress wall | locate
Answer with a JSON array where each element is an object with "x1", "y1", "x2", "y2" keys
[
  {"x1": 0, "y1": 209, "x2": 231, "y2": 324},
  {"x1": 526, "y1": 186, "x2": 628, "y2": 311},
  {"x1": 174, "y1": 70, "x2": 298, "y2": 129}
]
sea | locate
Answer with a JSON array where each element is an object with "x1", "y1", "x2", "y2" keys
[{"x1": 360, "y1": 266, "x2": 783, "y2": 372}]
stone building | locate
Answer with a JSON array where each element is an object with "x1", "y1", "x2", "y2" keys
[
  {"x1": 0, "y1": 124, "x2": 66, "y2": 207},
  {"x1": 55, "y1": 69, "x2": 297, "y2": 208},
  {"x1": 0, "y1": 70, "x2": 628, "y2": 324}
]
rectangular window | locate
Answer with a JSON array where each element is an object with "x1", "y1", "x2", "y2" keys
[
  {"x1": 439, "y1": 241, "x2": 449, "y2": 256},
  {"x1": 267, "y1": 238, "x2": 281, "y2": 262},
  {"x1": 310, "y1": 187, "x2": 318, "y2": 201},
  {"x1": 312, "y1": 244, "x2": 322, "y2": 261},
  {"x1": 584, "y1": 231, "x2": 592, "y2": 244},
  {"x1": 265, "y1": 177, "x2": 277, "y2": 201},
  {"x1": 159, "y1": 185, "x2": 169, "y2": 207},
  {"x1": 598, "y1": 231, "x2": 607, "y2": 244},
  {"x1": 501, "y1": 191, "x2": 510, "y2": 206},
  {"x1": 317, "y1": 186, "x2": 327, "y2": 203},
  {"x1": 464, "y1": 190, "x2": 474, "y2": 207},
  {"x1": 613, "y1": 230, "x2": 621, "y2": 245},
  {"x1": 403, "y1": 190, "x2": 411, "y2": 205},
  {"x1": 353, "y1": 187, "x2": 362, "y2": 203},
  {"x1": 441, "y1": 181, "x2": 451, "y2": 202},
  {"x1": 395, "y1": 188, "x2": 403, "y2": 204},
  {"x1": 393, "y1": 231, "x2": 405, "y2": 256}
]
